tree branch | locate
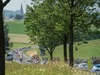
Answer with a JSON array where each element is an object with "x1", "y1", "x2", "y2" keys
[
  {"x1": 42, "y1": 44, "x2": 50, "y2": 54},
  {"x1": 3, "y1": 0, "x2": 10, "y2": 7},
  {"x1": 52, "y1": 47, "x2": 55, "y2": 52}
]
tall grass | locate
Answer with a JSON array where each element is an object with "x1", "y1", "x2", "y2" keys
[{"x1": 5, "y1": 61, "x2": 95, "y2": 75}]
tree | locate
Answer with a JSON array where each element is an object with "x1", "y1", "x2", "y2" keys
[
  {"x1": 0, "y1": 0, "x2": 10, "y2": 75},
  {"x1": 54, "y1": 0, "x2": 99, "y2": 66},
  {"x1": 4, "y1": 24, "x2": 13, "y2": 51},
  {"x1": 4, "y1": 24, "x2": 10, "y2": 51},
  {"x1": 25, "y1": 0, "x2": 99, "y2": 66},
  {"x1": 63, "y1": 0, "x2": 98, "y2": 66},
  {"x1": 39, "y1": 30, "x2": 61, "y2": 60},
  {"x1": 26, "y1": 0, "x2": 69, "y2": 62},
  {"x1": 9, "y1": 14, "x2": 14, "y2": 19},
  {"x1": 53, "y1": 1, "x2": 69, "y2": 62},
  {"x1": 24, "y1": 0, "x2": 62, "y2": 60},
  {"x1": 88, "y1": 12, "x2": 100, "y2": 40},
  {"x1": 15, "y1": 14, "x2": 22, "y2": 20}
]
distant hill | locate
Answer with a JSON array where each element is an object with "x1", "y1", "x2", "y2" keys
[{"x1": 3, "y1": 10, "x2": 22, "y2": 18}]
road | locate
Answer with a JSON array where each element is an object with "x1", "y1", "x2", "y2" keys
[
  {"x1": 12, "y1": 45, "x2": 39, "y2": 64},
  {"x1": 13, "y1": 50, "x2": 31, "y2": 64}
]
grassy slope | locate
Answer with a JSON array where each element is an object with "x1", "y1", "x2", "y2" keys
[
  {"x1": 5, "y1": 20, "x2": 26, "y2": 34},
  {"x1": 38, "y1": 39, "x2": 100, "y2": 68},
  {"x1": 11, "y1": 43, "x2": 33, "y2": 49},
  {"x1": 74, "y1": 39, "x2": 100, "y2": 58},
  {"x1": 6, "y1": 20, "x2": 100, "y2": 59},
  {"x1": 13, "y1": 39, "x2": 100, "y2": 61},
  {"x1": 44, "y1": 39, "x2": 100, "y2": 60},
  {"x1": 5, "y1": 20, "x2": 31, "y2": 45},
  {"x1": 21, "y1": 39, "x2": 100, "y2": 67},
  {"x1": 5, "y1": 61, "x2": 95, "y2": 75}
]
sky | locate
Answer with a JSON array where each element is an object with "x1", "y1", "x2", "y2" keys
[
  {"x1": 3, "y1": 0, "x2": 100, "y2": 13},
  {"x1": 3, "y1": 0, "x2": 32, "y2": 13}
]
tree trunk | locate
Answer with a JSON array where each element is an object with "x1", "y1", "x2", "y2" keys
[
  {"x1": 0, "y1": 7, "x2": 5, "y2": 75},
  {"x1": 50, "y1": 51, "x2": 53, "y2": 61},
  {"x1": 0, "y1": 1, "x2": 10, "y2": 75},
  {"x1": 63, "y1": 34, "x2": 67, "y2": 62},
  {"x1": 69, "y1": 14, "x2": 74, "y2": 66}
]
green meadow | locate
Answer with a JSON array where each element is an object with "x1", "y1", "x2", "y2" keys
[
  {"x1": 11, "y1": 42, "x2": 33, "y2": 49},
  {"x1": 34, "y1": 39, "x2": 100, "y2": 60},
  {"x1": 5, "y1": 20, "x2": 26, "y2": 34}
]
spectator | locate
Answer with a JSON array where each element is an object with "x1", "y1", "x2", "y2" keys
[
  {"x1": 19, "y1": 54, "x2": 23, "y2": 62},
  {"x1": 40, "y1": 57, "x2": 45, "y2": 64}
]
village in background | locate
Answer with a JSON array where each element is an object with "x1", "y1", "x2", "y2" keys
[{"x1": 4, "y1": 3, "x2": 24, "y2": 20}]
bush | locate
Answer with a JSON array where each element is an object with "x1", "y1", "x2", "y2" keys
[{"x1": 15, "y1": 14, "x2": 22, "y2": 20}]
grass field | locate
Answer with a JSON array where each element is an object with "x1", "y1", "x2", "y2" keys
[
  {"x1": 39, "y1": 39, "x2": 100, "y2": 60},
  {"x1": 5, "y1": 61, "x2": 95, "y2": 75},
  {"x1": 11, "y1": 42, "x2": 34, "y2": 49},
  {"x1": 9, "y1": 34, "x2": 30, "y2": 43},
  {"x1": 5, "y1": 20, "x2": 26, "y2": 34}
]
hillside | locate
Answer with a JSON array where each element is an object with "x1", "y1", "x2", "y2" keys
[
  {"x1": 5, "y1": 20, "x2": 26, "y2": 34},
  {"x1": 5, "y1": 20, "x2": 100, "y2": 59},
  {"x1": 5, "y1": 61, "x2": 95, "y2": 75}
]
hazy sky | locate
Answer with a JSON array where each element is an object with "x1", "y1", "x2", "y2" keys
[
  {"x1": 3, "y1": 0, "x2": 32, "y2": 13},
  {"x1": 3, "y1": 0, "x2": 100, "y2": 13}
]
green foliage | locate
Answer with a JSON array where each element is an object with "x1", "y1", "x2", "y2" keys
[
  {"x1": 9, "y1": 42, "x2": 13, "y2": 49},
  {"x1": 9, "y1": 14, "x2": 14, "y2": 19},
  {"x1": 24, "y1": 0, "x2": 63, "y2": 60},
  {"x1": 11, "y1": 42, "x2": 33, "y2": 49},
  {"x1": 4, "y1": 24, "x2": 10, "y2": 50},
  {"x1": 4, "y1": 24, "x2": 13, "y2": 50},
  {"x1": 15, "y1": 14, "x2": 22, "y2": 20}
]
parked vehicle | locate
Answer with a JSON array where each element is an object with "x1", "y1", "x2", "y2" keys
[
  {"x1": 77, "y1": 63, "x2": 88, "y2": 70},
  {"x1": 74, "y1": 64, "x2": 79, "y2": 67},
  {"x1": 6, "y1": 51, "x2": 13, "y2": 61},
  {"x1": 91, "y1": 64, "x2": 100, "y2": 74}
]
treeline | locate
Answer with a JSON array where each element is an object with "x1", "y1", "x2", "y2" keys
[{"x1": 24, "y1": 0, "x2": 100, "y2": 66}]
